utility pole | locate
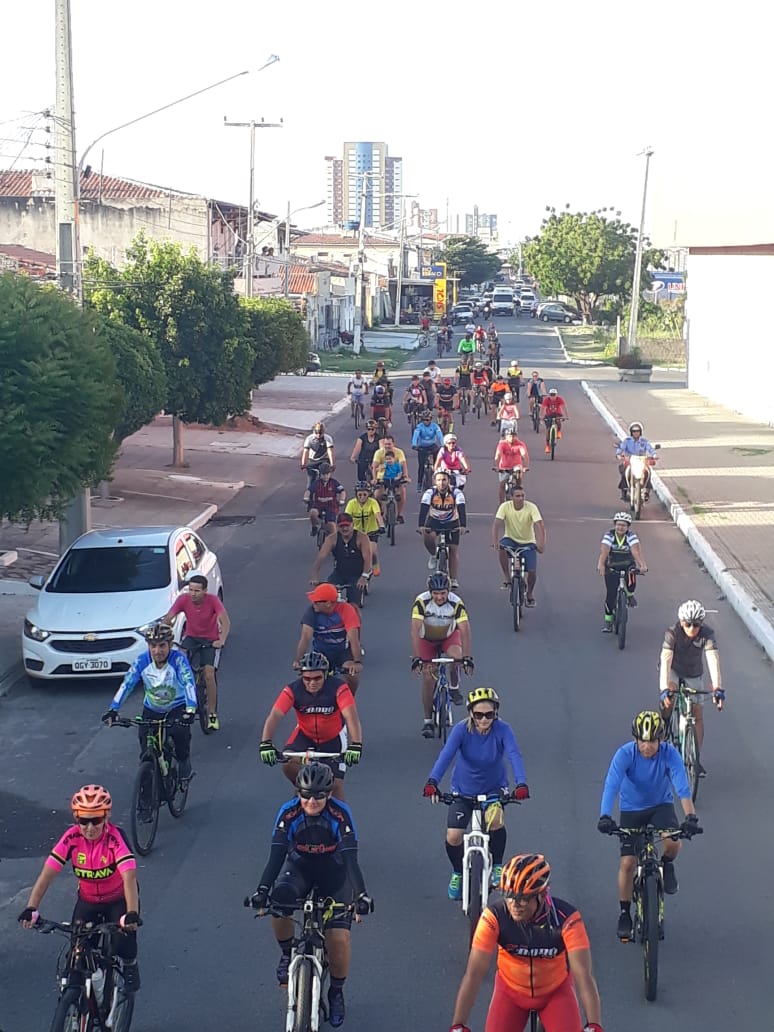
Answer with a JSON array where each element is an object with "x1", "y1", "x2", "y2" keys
[
  {"x1": 394, "y1": 200, "x2": 406, "y2": 326},
  {"x1": 353, "y1": 172, "x2": 370, "y2": 355},
  {"x1": 626, "y1": 146, "x2": 654, "y2": 356},
  {"x1": 224, "y1": 117, "x2": 282, "y2": 296}
]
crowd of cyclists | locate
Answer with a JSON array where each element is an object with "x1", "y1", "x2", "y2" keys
[{"x1": 14, "y1": 314, "x2": 728, "y2": 1031}]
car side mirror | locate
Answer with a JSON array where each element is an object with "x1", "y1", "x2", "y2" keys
[{"x1": 29, "y1": 574, "x2": 45, "y2": 590}]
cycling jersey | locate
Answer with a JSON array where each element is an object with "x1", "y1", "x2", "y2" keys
[
  {"x1": 303, "y1": 434, "x2": 333, "y2": 464},
  {"x1": 428, "y1": 718, "x2": 526, "y2": 795},
  {"x1": 473, "y1": 896, "x2": 590, "y2": 997},
  {"x1": 527, "y1": 378, "x2": 545, "y2": 397},
  {"x1": 412, "y1": 422, "x2": 443, "y2": 450},
  {"x1": 301, "y1": 601, "x2": 360, "y2": 657},
  {"x1": 345, "y1": 497, "x2": 381, "y2": 534},
  {"x1": 662, "y1": 622, "x2": 717, "y2": 679},
  {"x1": 419, "y1": 486, "x2": 466, "y2": 525},
  {"x1": 458, "y1": 338, "x2": 476, "y2": 355},
  {"x1": 405, "y1": 386, "x2": 425, "y2": 405},
  {"x1": 600, "y1": 740, "x2": 692, "y2": 814},
  {"x1": 370, "y1": 400, "x2": 389, "y2": 417},
  {"x1": 472, "y1": 372, "x2": 488, "y2": 387},
  {"x1": 310, "y1": 477, "x2": 343, "y2": 517},
  {"x1": 497, "y1": 403, "x2": 519, "y2": 422},
  {"x1": 274, "y1": 674, "x2": 355, "y2": 742},
  {"x1": 411, "y1": 590, "x2": 468, "y2": 641},
  {"x1": 330, "y1": 532, "x2": 364, "y2": 582},
  {"x1": 541, "y1": 395, "x2": 566, "y2": 416},
  {"x1": 355, "y1": 432, "x2": 379, "y2": 468},
  {"x1": 47, "y1": 823, "x2": 136, "y2": 905},
  {"x1": 111, "y1": 648, "x2": 197, "y2": 713},
  {"x1": 437, "y1": 384, "x2": 458, "y2": 409},
  {"x1": 491, "y1": 382, "x2": 508, "y2": 402},
  {"x1": 602, "y1": 528, "x2": 639, "y2": 569},
  {"x1": 436, "y1": 447, "x2": 468, "y2": 472}
]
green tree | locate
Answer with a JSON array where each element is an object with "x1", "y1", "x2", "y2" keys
[
  {"x1": 439, "y1": 235, "x2": 502, "y2": 288},
  {"x1": 0, "y1": 273, "x2": 121, "y2": 523},
  {"x1": 240, "y1": 296, "x2": 309, "y2": 385},
  {"x1": 521, "y1": 208, "x2": 664, "y2": 322},
  {"x1": 84, "y1": 235, "x2": 254, "y2": 466},
  {"x1": 97, "y1": 318, "x2": 167, "y2": 443}
]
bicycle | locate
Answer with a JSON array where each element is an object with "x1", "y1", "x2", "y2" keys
[
  {"x1": 31, "y1": 916, "x2": 136, "y2": 1032},
  {"x1": 113, "y1": 714, "x2": 191, "y2": 856},
  {"x1": 437, "y1": 792, "x2": 517, "y2": 941},
  {"x1": 433, "y1": 528, "x2": 454, "y2": 576},
  {"x1": 609, "y1": 565, "x2": 644, "y2": 651},
  {"x1": 186, "y1": 640, "x2": 221, "y2": 735},
  {"x1": 530, "y1": 396, "x2": 541, "y2": 434},
  {"x1": 438, "y1": 407, "x2": 455, "y2": 436},
  {"x1": 377, "y1": 477, "x2": 406, "y2": 547},
  {"x1": 493, "y1": 467, "x2": 525, "y2": 502},
  {"x1": 545, "y1": 415, "x2": 560, "y2": 460},
  {"x1": 503, "y1": 543, "x2": 530, "y2": 632},
  {"x1": 350, "y1": 395, "x2": 364, "y2": 429},
  {"x1": 333, "y1": 573, "x2": 368, "y2": 608},
  {"x1": 249, "y1": 894, "x2": 354, "y2": 1032},
  {"x1": 472, "y1": 384, "x2": 489, "y2": 420},
  {"x1": 664, "y1": 679, "x2": 710, "y2": 802},
  {"x1": 427, "y1": 655, "x2": 456, "y2": 743},
  {"x1": 611, "y1": 824, "x2": 695, "y2": 1001}
]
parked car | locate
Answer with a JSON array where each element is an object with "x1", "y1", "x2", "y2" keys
[
  {"x1": 452, "y1": 303, "x2": 475, "y2": 325},
  {"x1": 540, "y1": 303, "x2": 581, "y2": 324},
  {"x1": 22, "y1": 526, "x2": 224, "y2": 683},
  {"x1": 519, "y1": 291, "x2": 536, "y2": 312}
]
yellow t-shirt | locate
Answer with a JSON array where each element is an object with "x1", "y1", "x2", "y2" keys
[
  {"x1": 372, "y1": 447, "x2": 406, "y2": 468},
  {"x1": 495, "y1": 500, "x2": 542, "y2": 543},
  {"x1": 345, "y1": 497, "x2": 381, "y2": 534}
]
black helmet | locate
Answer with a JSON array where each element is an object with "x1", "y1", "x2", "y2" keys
[
  {"x1": 299, "y1": 651, "x2": 330, "y2": 672},
  {"x1": 427, "y1": 572, "x2": 451, "y2": 592},
  {"x1": 355, "y1": 480, "x2": 371, "y2": 493},
  {"x1": 296, "y1": 762, "x2": 334, "y2": 795},
  {"x1": 144, "y1": 621, "x2": 174, "y2": 644},
  {"x1": 317, "y1": 461, "x2": 332, "y2": 474}
]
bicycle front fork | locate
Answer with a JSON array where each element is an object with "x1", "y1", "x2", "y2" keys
[{"x1": 462, "y1": 833, "x2": 490, "y2": 913}]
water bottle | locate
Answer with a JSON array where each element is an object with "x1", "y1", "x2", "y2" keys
[{"x1": 91, "y1": 966, "x2": 105, "y2": 1007}]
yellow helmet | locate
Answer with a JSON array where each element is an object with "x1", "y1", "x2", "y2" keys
[{"x1": 467, "y1": 686, "x2": 500, "y2": 709}]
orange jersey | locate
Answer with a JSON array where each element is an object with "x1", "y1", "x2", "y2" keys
[{"x1": 472, "y1": 897, "x2": 590, "y2": 997}]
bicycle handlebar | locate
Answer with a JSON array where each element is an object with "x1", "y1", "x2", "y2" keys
[
  {"x1": 609, "y1": 824, "x2": 690, "y2": 841},
  {"x1": 277, "y1": 750, "x2": 344, "y2": 762},
  {"x1": 110, "y1": 715, "x2": 188, "y2": 729},
  {"x1": 437, "y1": 791, "x2": 520, "y2": 807}
]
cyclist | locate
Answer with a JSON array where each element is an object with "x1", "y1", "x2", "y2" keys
[
  {"x1": 18, "y1": 785, "x2": 141, "y2": 994},
  {"x1": 464, "y1": 320, "x2": 476, "y2": 338},
  {"x1": 659, "y1": 599, "x2": 723, "y2": 770},
  {"x1": 597, "y1": 512, "x2": 648, "y2": 632},
  {"x1": 496, "y1": 391, "x2": 519, "y2": 435},
  {"x1": 505, "y1": 360, "x2": 523, "y2": 402},
  {"x1": 492, "y1": 486, "x2": 545, "y2": 603},
  {"x1": 597, "y1": 710, "x2": 702, "y2": 940},
  {"x1": 489, "y1": 375, "x2": 508, "y2": 426},
  {"x1": 102, "y1": 622, "x2": 196, "y2": 779},
  {"x1": 411, "y1": 409, "x2": 444, "y2": 494},
  {"x1": 350, "y1": 419, "x2": 380, "y2": 483},
  {"x1": 487, "y1": 332, "x2": 501, "y2": 374},
  {"x1": 423, "y1": 687, "x2": 529, "y2": 896},
  {"x1": 346, "y1": 369, "x2": 368, "y2": 421},
  {"x1": 162, "y1": 573, "x2": 229, "y2": 732},
  {"x1": 402, "y1": 375, "x2": 427, "y2": 422},
  {"x1": 474, "y1": 323, "x2": 487, "y2": 352},
  {"x1": 616, "y1": 421, "x2": 657, "y2": 500},
  {"x1": 345, "y1": 481, "x2": 385, "y2": 576},
  {"x1": 539, "y1": 388, "x2": 569, "y2": 453},
  {"x1": 421, "y1": 369, "x2": 437, "y2": 411},
  {"x1": 308, "y1": 461, "x2": 346, "y2": 539},
  {"x1": 310, "y1": 512, "x2": 372, "y2": 605},
  {"x1": 301, "y1": 422, "x2": 335, "y2": 501},
  {"x1": 471, "y1": 361, "x2": 489, "y2": 405},
  {"x1": 411, "y1": 572, "x2": 473, "y2": 733},
  {"x1": 419, "y1": 469, "x2": 467, "y2": 587},
  {"x1": 246, "y1": 762, "x2": 373, "y2": 1027},
  {"x1": 294, "y1": 583, "x2": 363, "y2": 694},
  {"x1": 493, "y1": 429, "x2": 530, "y2": 503},
  {"x1": 456, "y1": 355, "x2": 474, "y2": 409},
  {"x1": 371, "y1": 359, "x2": 388, "y2": 383},
  {"x1": 458, "y1": 331, "x2": 476, "y2": 358},
  {"x1": 369, "y1": 382, "x2": 392, "y2": 429},
  {"x1": 423, "y1": 359, "x2": 441, "y2": 385},
  {"x1": 434, "y1": 433, "x2": 471, "y2": 489},
  {"x1": 527, "y1": 370, "x2": 546, "y2": 418},
  {"x1": 259, "y1": 651, "x2": 362, "y2": 799},
  {"x1": 372, "y1": 434, "x2": 410, "y2": 522},
  {"x1": 449, "y1": 854, "x2": 603, "y2": 1032},
  {"x1": 436, "y1": 377, "x2": 459, "y2": 432}
]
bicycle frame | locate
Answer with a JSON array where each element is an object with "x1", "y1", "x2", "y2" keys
[{"x1": 462, "y1": 799, "x2": 495, "y2": 916}]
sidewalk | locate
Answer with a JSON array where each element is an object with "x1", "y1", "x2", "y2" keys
[
  {"x1": 581, "y1": 367, "x2": 774, "y2": 661},
  {"x1": 0, "y1": 376, "x2": 349, "y2": 696}
]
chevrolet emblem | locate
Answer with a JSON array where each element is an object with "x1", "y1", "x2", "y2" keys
[{"x1": 83, "y1": 633, "x2": 98, "y2": 642}]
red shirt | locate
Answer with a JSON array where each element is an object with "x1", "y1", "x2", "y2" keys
[
  {"x1": 542, "y1": 395, "x2": 566, "y2": 415},
  {"x1": 495, "y1": 439, "x2": 529, "y2": 470},
  {"x1": 169, "y1": 593, "x2": 225, "y2": 639}
]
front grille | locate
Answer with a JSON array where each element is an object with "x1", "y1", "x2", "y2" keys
[{"x1": 50, "y1": 637, "x2": 136, "y2": 654}]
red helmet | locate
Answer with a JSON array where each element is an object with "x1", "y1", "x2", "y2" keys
[{"x1": 443, "y1": 377, "x2": 452, "y2": 385}]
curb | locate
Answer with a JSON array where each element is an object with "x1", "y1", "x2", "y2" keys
[
  {"x1": 581, "y1": 379, "x2": 774, "y2": 664},
  {"x1": 257, "y1": 395, "x2": 349, "y2": 436}
]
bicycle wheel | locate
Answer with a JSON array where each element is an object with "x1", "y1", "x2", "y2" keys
[
  {"x1": 167, "y1": 759, "x2": 189, "y2": 818},
  {"x1": 436, "y1": 546, "x2": 449, "y2": 576},
  {"x1": 510, "y1": 575, "x2": 521, "y2": 632},
  {"x1": 460, "y1": 398, "x2": 466, "y2": 426},
  {"x1": 316, "y1": 524, "x2": 327, "y2": 549},
  {"x1": 49, "y1": 987, "x2": 86, "y2": 1032},
  {"x1": 106, "y1": 976, "x2": 135, "y2": 1032},
  {"x1": 354, "y1": 404, "x2": 361, "y2": 430},
  {"x1": 467, "y1": 852, "x2": 484, "y2": 942},
  {"x1": 617, "y1": 588, "x2": 628, "y2": 650},
  {"x1": 196, "y1": 671, "x2": 213, "y2": 735},
  {"x1": 631, "y1": 480, "x2": 642, "y2": 520},
  {"x1": 291, "y1": 957, "x2": 315, "y2": 1032},
  {"x1": 130, "y1": 760, "x2": 160, "y2": 856},
  {"x1": 533, "y1": 405, "x2": 540, "y2": 434},
  {"x1": 642, "y1": 874, "x2": 660, "y2": 1001},
  {"x1": 483, "y1": 391, "x2": 490, "y2": 415},
  {"x1": 437, "y1": 689, "x2": 450, "y2": 744},
  {"x1": 386, "y1": 500, "x2": 396, "y2": 546},
  {"x1": 550, "y1": 424, "x2": 557, "y2": 460},
  {"x1": 682, "y1": 722, "x2": 700, "y2": 802}
]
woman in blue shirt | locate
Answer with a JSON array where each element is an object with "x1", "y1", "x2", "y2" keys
[{"x1": 422, "y1": 687, "x2": 529, "y2": 900}]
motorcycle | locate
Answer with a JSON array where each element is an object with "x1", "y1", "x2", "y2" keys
[{"x1": 623, "y1": 445, "x2": 660, "y2": 519}]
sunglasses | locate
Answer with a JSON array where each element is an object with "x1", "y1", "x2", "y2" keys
[
  {"x1": 301, "y1": 673, "x2": 324, "y2": 682},
  {"x1": 299, "y1": 790, "x2": 330, "y2": 801},
  {"x1": 505, "y1": 892, "x2": 539, "y2": 905},
  {"x1": 471, "y1": 711, "x2": 497, "y2": 721},
  {"x1": 77, "y1": 816, "x2": 105, "y2": 827},
  {"x1": 681, "y1": 621, "x2": 702, "y2": 629}
]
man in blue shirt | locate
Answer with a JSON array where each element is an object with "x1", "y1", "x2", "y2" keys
[
  {"x1": 616, "y1": 420, "x2": 658, "y2": 500},
  {"x1": 597, "y1": 710, "x2": 702, "y2": 940},
  {"x1": 411, "y1": 409, "x2": 443, "y2": 493}
]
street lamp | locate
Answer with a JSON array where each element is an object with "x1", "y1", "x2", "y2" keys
[
  {"x1": 626, "y1": 146, "x2": 654, "y2": 356},
  {"x1": 282, "y1": 200, "x2": 325, "y2": 297}
]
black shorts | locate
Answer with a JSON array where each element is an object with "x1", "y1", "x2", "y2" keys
[
  {"x1": 618, "y1": 804, "x2": 680, "y2": 856},
  {"x1": 458, "y1": 376, "x2": 472, "y2": 389},
  {"x1": 318, "y1": 646, "x2": 354, "y2": 671},
  {"x1": 270, "y1": 857, "x2": 352, "y2": 928},
  {"x1": 182, "y1": 635, "x2": 216, "y2": 668},
  {"x1": 72, "y1": 896, "x2": 137, "y2": 961},
  {"x1": 367, "y1": 531, "x2": 380, "y2": 542},
  {"x1": 446, "y1": 794, "x2": 505, "y2": 830},
  {"x1": 285, "y1": 728, "x2": 347, "y2": 776},
  {"x1": 425, "y1": 519, "x2": 461, "y2": 546}
]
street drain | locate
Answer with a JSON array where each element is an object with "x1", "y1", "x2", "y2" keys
[{"x1": 206, "y1": 515, "x2": 256, "y2": 527}]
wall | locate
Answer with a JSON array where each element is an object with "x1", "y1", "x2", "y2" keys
[{"x1": 686, "y1": 252, "x2": 774, "y2": 424}]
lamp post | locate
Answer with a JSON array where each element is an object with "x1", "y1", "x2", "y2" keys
[
  {"x1": 283, "y1": 199, "x2": 325, "y2": 297},
  {"x1": 626, "y1": 146, "x2": 654, "y2": 356}
]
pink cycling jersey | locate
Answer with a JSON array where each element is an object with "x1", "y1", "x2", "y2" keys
[{"x1": 46, "y1": 823, "x2": 136, "y2": 904}]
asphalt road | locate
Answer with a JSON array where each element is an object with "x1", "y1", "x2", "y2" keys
[{"x1": 1, "y1": 314, "x2": 772, "y2": 1031}]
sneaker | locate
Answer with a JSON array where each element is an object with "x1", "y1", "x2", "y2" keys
[
  {"x1": 397, "y1": 514, "x2": 405, "y2": 524},
  {"x1": 372, "y1": 564, "x2": 380, "y2": 577},
  {"x1": 698, "y1": 761, "x2": 707, "y2": 778},
  {"x1": 207, "y1": 713, "x2": 220, "y2": 731},
  {"x1": 525, "y1": 598, "x2": 536, "y2": 608},
  {"x1": 491, "y1": 864, "x2": 503, "y2": 888},
  {"x1": 557, "y1": 430, "x2": 562, "y2": 439},
  {"x1": 328, "y1": 987, "x2": 346, "y2": 1028},
  {"x1": 602, "y1": 623, "x2": 614, "y2": 634},
  {"x1": 450, "y1": 578, "x2": 460, "y2": 589},
  {"x1": 448, "y1": 872, "x2": 462, "y2": 901},
  {"x1": 421, "y1": 719, "x2": 434, "y2": 739},
  {"x1": 427, "y1": 555, "x2": 437, "y2": 570},
  {"x1": 500, "y1": 581, "x2": 510, "y2": 590},
  {"x1": 662, "y1": 860, "x2": 678, "y2": 895},
  {"x1": 122, "y1": 961, "x2": 141, "y2": 993},
  {"x1": 449, "y1": 686, "x2": 464, "y2": 705},
  {"x1": 178, "y1": 758, "x2": 192, "y2": 780},
  {"x1": 276, "y1": 952, "x2": 290, "y2": 987},
  {"x1": 303, "y1": 490, "x2": 310, "y2": 504},
  {"x1": 617, "y1": 911, "x2": 633, "y2": 940},
  {"x1": 310, "y1": 524, "x2": 318, "y2": 537},
  {"x1": 627, "y1": 595, "x2": 638, "y2": 608},
  {"x1": 545, "y1": 445, "x2": 550, "y2": 453}
]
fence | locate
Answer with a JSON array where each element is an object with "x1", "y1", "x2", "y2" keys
[{"x1": 635, "y1": 336, "x2": 686, "y2": 367}]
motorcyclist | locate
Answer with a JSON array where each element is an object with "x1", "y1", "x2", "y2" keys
[{"x1": 616, "y1": 422, "x2": 658, "y2": 501}]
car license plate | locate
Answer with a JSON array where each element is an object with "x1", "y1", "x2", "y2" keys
[{"x1": 72, "y1": 659, "x2": 111, "y2": 672}]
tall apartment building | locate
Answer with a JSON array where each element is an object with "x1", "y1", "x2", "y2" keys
[
  {"x1": 325, "y1": 142, "x2": 402, "y2": 231},
  {"x1": 465, "y1": 209, "x2": 498, "y2": 238}
]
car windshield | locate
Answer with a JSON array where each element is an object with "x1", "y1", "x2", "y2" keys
[{"x1": 46, "y1": 546, "x2": 171, "y2": 593}]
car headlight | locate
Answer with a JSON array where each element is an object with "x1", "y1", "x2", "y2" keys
[{"x1": 24, "y1": 619, "x2": 51, "y2": 642}]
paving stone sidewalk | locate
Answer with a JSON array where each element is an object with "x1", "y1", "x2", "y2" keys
[{"x1": 582, "y1": 367, "x2": 774, "y2": 659}]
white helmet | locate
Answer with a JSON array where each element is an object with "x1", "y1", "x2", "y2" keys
[
  {"x1": 678, "y1": 600, "x2": 705, "y2": 624},
  {"x1": 504, "y1": 392, "x2": 513, "y2": 401},
  {"x1": 549, "y1": 388, "x2": 558, "y2": 396},
  {"x1": 443, "y1": 433, "x2": 457, "y2": 446},
  {"x1": 629, "y1": 421, "x2": 643, "y2": 434},
  {"x1": 613, "y1": 512, "x2": 632, "y2": 525}
]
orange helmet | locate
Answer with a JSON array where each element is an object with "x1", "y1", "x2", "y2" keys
[
  {"x1": 71, "y1": 784, "x2": 112, "y2": 819},
  {"x1": 500, "y1": 853, "x2": 551, "y2": 896}
]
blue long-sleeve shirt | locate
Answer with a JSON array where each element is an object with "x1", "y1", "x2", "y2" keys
[
  {"x1": 428, "y1": 720, "x2": 526, "y2": 795},
  {"x1": 617, "y1": 435, "x2": 656, "y2": 459},
  {"x1": 600, "y1": 741, "x2": 691, "y2": 815},
  {"x1": 412, "y1": 422, "x2": 443, "y2": 449},
  {"x1": 110, "y1": 647, "x2": 197, "y2": 713}
]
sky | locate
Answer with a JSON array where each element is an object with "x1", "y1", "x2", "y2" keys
[{"x1": 1, "y1": 0, "x2": 771, "y2": 248}]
